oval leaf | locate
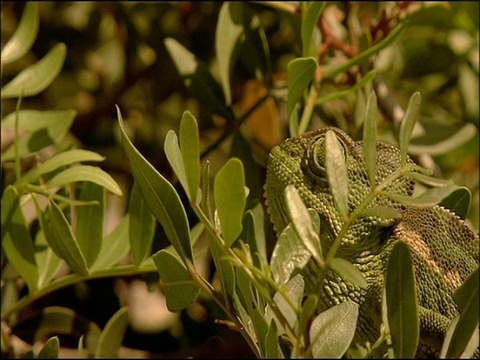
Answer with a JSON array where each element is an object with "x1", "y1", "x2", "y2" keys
[
  {"x1": 325, "y1": 130, "x2": 349, "y2": 221},
  {"x1": 214, "y1": 158, "x2": 246, "y2": 246},
  {"x1": 153, "y1": 249, "x2": 200, "y2": 312},
  {"x1": 180, "y1": 111, "x2": 200, "y2": 202},
  {"x1": 117, "y1": 106, "x2": 193, "y2": 261},
  {"x1": 37, "y1": 336, "x2": 59, "y2": 359},
  {"x1": 2, "y1": 43, "x2": 67, "y2": 99},
  {"x1": 46, "y1": 165, "x2": 122, "y2": 196},
  {"x1": 94, "y1": 307, "x2": 129, "y2": 358},
  {"x1": 363, "y1": 91, "x2": 378, "y2": 188},
  {"x1": 129, "y1": 181, "x2": 156, "y2": 267},
  {"x1": 385, "y1": 241, "x2": 419, "y2": 358},
  {"x1": 164, "y1": 130, "x2": 189, "y2": 196},
  {"x1": 399, "y1": 92, "x2": 421, "y2": 165},
  {"x1": 1, "y1": 3, "x2": 39, "y2": 65},
  {"x1": 1, "y1": 186, "x2": 38, "y2": 291},
  {"x1": 310, "y1": 302, "x2": 359, "y2": 358}
]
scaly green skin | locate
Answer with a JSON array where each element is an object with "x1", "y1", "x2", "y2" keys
[{"x1": 264, "y1": 127, "x2": 479, "y2": 358}]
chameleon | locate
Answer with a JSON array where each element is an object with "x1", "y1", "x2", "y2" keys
[{"x1": 264, "y1": 126, "x2": 479, "y2": 358}]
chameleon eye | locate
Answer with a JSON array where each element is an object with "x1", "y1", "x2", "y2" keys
[{"x1": 304, "y1": 134, "x2": 348, "y2": 178}]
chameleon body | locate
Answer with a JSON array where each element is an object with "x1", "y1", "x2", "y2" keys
[{"x1": 264, "y1": 127, "x2": 479, "y2": 358}]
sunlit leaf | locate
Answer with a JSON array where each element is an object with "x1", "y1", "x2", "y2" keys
[
  {"x1": 310, "y1": 302, "x2": 359, "y2": 358},
  {"x1": 2, "y1": 110, "x2": 76, "y2": 161},
  {"x1": 117, "y1": 106, "x2": 192, "y2": 261},
  {"x1": 2, "y1": 43, "x2": 67, "y2": 99},
  {"x1": 180, "y1": 111, "x2": 201, "y2": 202},
  {"x1": 94, "y1": 307, "x2": 129, "y2": 358},
  {"x1": 363, "y1": 91, "x2": 378, "y2": 188},
  {"x1": 45, "y1": 165, "x2": 122, "y2": 197},
  {"x1": 214, "y1": 158, "x2": 246, "y2": 246},
  {"x1": 329, "y1": 257, "x2": 367, "y2": 289},
  {"x1": 129, "y1": 181, "x2": 156, "y2": 267},
  {"x1": 274, "y1": 273, "x2": 304, "y2": 330},
  {"x1": 1, "y1": 186, "x2": 38, "y2": 291},
  {"x1": 325, "y1": 130, "x2": 349, "y2": 221},
  {"x1": 1, "y1": 3, "x2": 39, "y2": 65},
  {"x1": 37, "y1": 336, "x2": 59, "y2": 359},
  {"x1": 399, "y1": 92, "x2": 421, "y2": 165},
  {"x1": 385, "y1": 241, "x2": 419, "y2": 358},
  {"x1": 153, "y1": 249, "x2": 200, "y2": 312}
]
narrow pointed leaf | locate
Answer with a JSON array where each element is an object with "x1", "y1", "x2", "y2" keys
[
  {"x1": 287, "y1": 57, "x2": 317, "y2": 124},
  {"x1": 399, "y1": 92, "x2": 421, "y2": 165},
  {"x1": 1, "y1": 186, "x2": 38, "y2": 291},
  {"x1": 216, "y1": 2, "x2": 244, "y2": 105},
  {"x1": 381, "y1": 191, "x2": 439, "y2": 208},
  {"x1": 129, "y1": 181, "x2": 156, "y2": 267},
  {"x1": 310, "y1": 302, "x2": 359, "y2": 358},
  {"x1": 301, "y1": 2, "x2": 325, "y2": 57},
  {"x1": 273, "y1": 274, "x2": 304, "y2": 329},
  {"x1": 34, "y1": 230, "x2": 62, "y2": 289},
  {"x1": 298, "y1": 295, "x2": 318, "y2": 341},
  {"x1": 164, "y1": 130, "x2": 189, "y2": 195},
  {"x1": 19, "y1": 149, "x2": 105, "y2": 185},
  {"x1": 94, "y1": 307, "x2": 129, "y2": 358},
  {"x1": 117, "y1": 107, "x2": 192, "y2": 261},
  {"x1": 2, "y1": 43, "x2": 67, "y2": 99},
  {"x1": 37, "y1": 336, "x2": 59, "y2": 359},
  {"x1": 325, "y1": 130, "x2": 349, "y2": 221},
  {"x1": 42, "y1": 199, "x2": 89, "y2": 276},
  {"x1": 385, "y1": 241, "x2": 419, "y2": 358},
  {"x1": 1, "y1": 3, "x2": 39, "y2": 65},
  {"x1": 180, "y1": 111, "x2": 200, "y2": 202},
  {"x1": 330, "y1": 257, "x2": 367, "y2": 289},
  {"x1": 214, "y1": 158, "x2": 246, "y2": 246},
  {"x1": 153, "y1": 249, "x2": 200, "y2": 312},
  {"x1": 265, "y1": 320, "x2": 281, "y2": 358},
  {"x1": 45, "y1": 165, "x2": 122, "y2": 196},
  {"x1": 358, "y1": 206, "x2": 402, "y2": 220},
  {"x1": 363, "y1": 91, "x2": 378, "y2": 188}
]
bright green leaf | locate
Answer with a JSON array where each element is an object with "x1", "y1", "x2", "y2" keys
[
  {"x1": 216, "y1": 2, "x2": 244, "y2": 105},
  {"x1": 1, "y1": 186, "x2": 38, "y2": 292},
  {"x1": 19, "y1": 149, "x2": 105, "y2": 185},
  {"x1": 301, "y1": 2, "x2": 325, "y2": 57},
  {"x1": 45, "y1": 165, "x2": 122, "y2": 196},
  {"x1": 152, "y1": 249, "x2": 200, "y2": 312},
  {"x1": 399, "y1": 92, "x2": 421, "y2": 166},
  {"x1": 310, "y1": 302, "x2": 359, "y2": 358},
  {"x1": 164, "y1": 130, "x2": 189, "y2": 196},
  {"x1": 94, "y1": 307, "x2": 129, "y2": 358},
  {"x1": 385, "y1": 241, "x2": 419, "y2": 358},
  {"x1": 2, "y1": 43, "x2": 67, "y2": 99},
  {"x1": 35, "y1": 229, "x2": 62, "y2": 289},
  {"x1": 180, "y1": 111, "x2": 200, "y2": 202},
  {"x1": 1, "y1": 3, "x2": 39, "y2": 65},
  {"x1": 265, "y1": 319, "x2": 282, "y2": 358},
  {"x1": 76, "y1": 182, "x2": 105, "y2": 266},
  {"x1": 214, "y1": 158, "x2": 246, "y2": 246},
  {"x1": 37, "y1": 336, "x2": 59, "y2": 359},
  {"x1": 129, "y1": 181, "x2": 156, "y2": 267},
  {"x1": 325, "y1": 130, "x2": 349, "y2": 221},
  {"x1": 363, "y1": 91, "x2": 378, "y2": 188},
  {"x1": 330, "y1": 257, "x2": 367, "y2": 289},
  {"x1": 117, "y1": 106, "x2": 193, "y2": 261},
  {"x1": 41, "y1": 199, "x2": 89, "y2": 276},
  {"x1": 2, "y1": 110, "x2": 76, "y2": 161}
]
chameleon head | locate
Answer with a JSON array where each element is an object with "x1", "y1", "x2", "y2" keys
[{"x1": 264, "y1": 127, "x2": 414, "y2": 254}]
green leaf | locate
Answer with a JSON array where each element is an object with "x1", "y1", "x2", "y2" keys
[
  {"x1": 284, "y1": 186, "x2": 323, "y2": 266},
  {"x1": 287, "y1": 57, "x2": 317, "y2": 131},
  {"x1": 380, "y1": 191, "x2": 439, "y2": 208},
  {"x1": 329, "y1": 257, "x2": 367, "y2": 289},
  {"x1": 357, "y1": 206, "x2": 402, "y2": 220},
  {"x1": 164, "y1": 130, "x2": 189, "y2": 195},
  {"x1": 1, "y1": 3, "x2": 39, "y2": 65},
  {"x1": 301, "y1": 2, "x2": 325, "y2": 57},
  {"x1": 297, "y1": 294, "x2": 318, "y2": 342},
  {"x1": 216, "y1": 2, "x2": 244, "y2": 105},
  {"x1": 265, "y1": 319, "x2": 282, "y2": 358},
  {"x1": 180, "y1": 111, "x2": 201, "y2": 202},
  {"x1": 399, "y1": 92, "x2": 421, "y2": 166},
  {"x1": 438, "y1": 186, "x2": 471, "y2": 220},
  {"x1": 363, "y1": 91, "x2": 378, "y2": 188},
  {"x1": 45, "y1": 165, "x2": 122, "y2": 196},
  {"x1": 76, "y1": 182, "x2": 105, "y2": 266},
  {"x1": 210, "y1": 232, "x2": 236, "y2": 301},
  {"x1": 1, "y1": 186, "x2": 38, "y2": 292},
  {"x1": 1, "y1": 43, "x2": 67, "y2": 99},
  {"x1": 35, "y1": 230, "x2": 62, "y2": 289},
  {"x1": 94, "y1": 307, "x2": 129, "y2": 358},
  {"x1": 152, "y1": 249, "x2": 200, "y2": 312},
  {"x1": 405, "y1": 171, "x2": 453, "y2": 187},
  {"x1": 37, "y1": 336, "x2": 59, "y2": 359},
  {"x1": 325, "y1": 130, "x2": 349, "y2": 221},
  {"x1": 444, "y1": 268, "x2": 479, "y2": 358},
  {"x1": 129, "y1": 181, "x2": 156, "y2": 267},
  {"x1": 19, "y1": 149, "x2": 105, "y2": 185},
  {"x1": 90, "y1": 215, "x2": 130, "y2": 271},
  {"x1": 385, "y1": 241, "x2": 419, "y2": 358},
  {"x1": 41, "y1": 199, "x2": 89, "y2": 276},
  {"x1": 214, "y1": 158, "x2": 246, "y2": 246},
  {"x1": 2, "y1": 110, "x2": 76, "y2": 161},
  {"x1": 274, "y1": 273, "x2": 304, "y2": 330},
  {"x1": 310, "y1": 302, "x2": 359, "y2": 358},
  {"x1": 117, "y1": 106, "x2": 193, "y2": 261}
]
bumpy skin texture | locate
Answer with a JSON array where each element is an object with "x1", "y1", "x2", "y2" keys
[{"x1": 264, "y1": 127, "x2": 479, "y2": 358}]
